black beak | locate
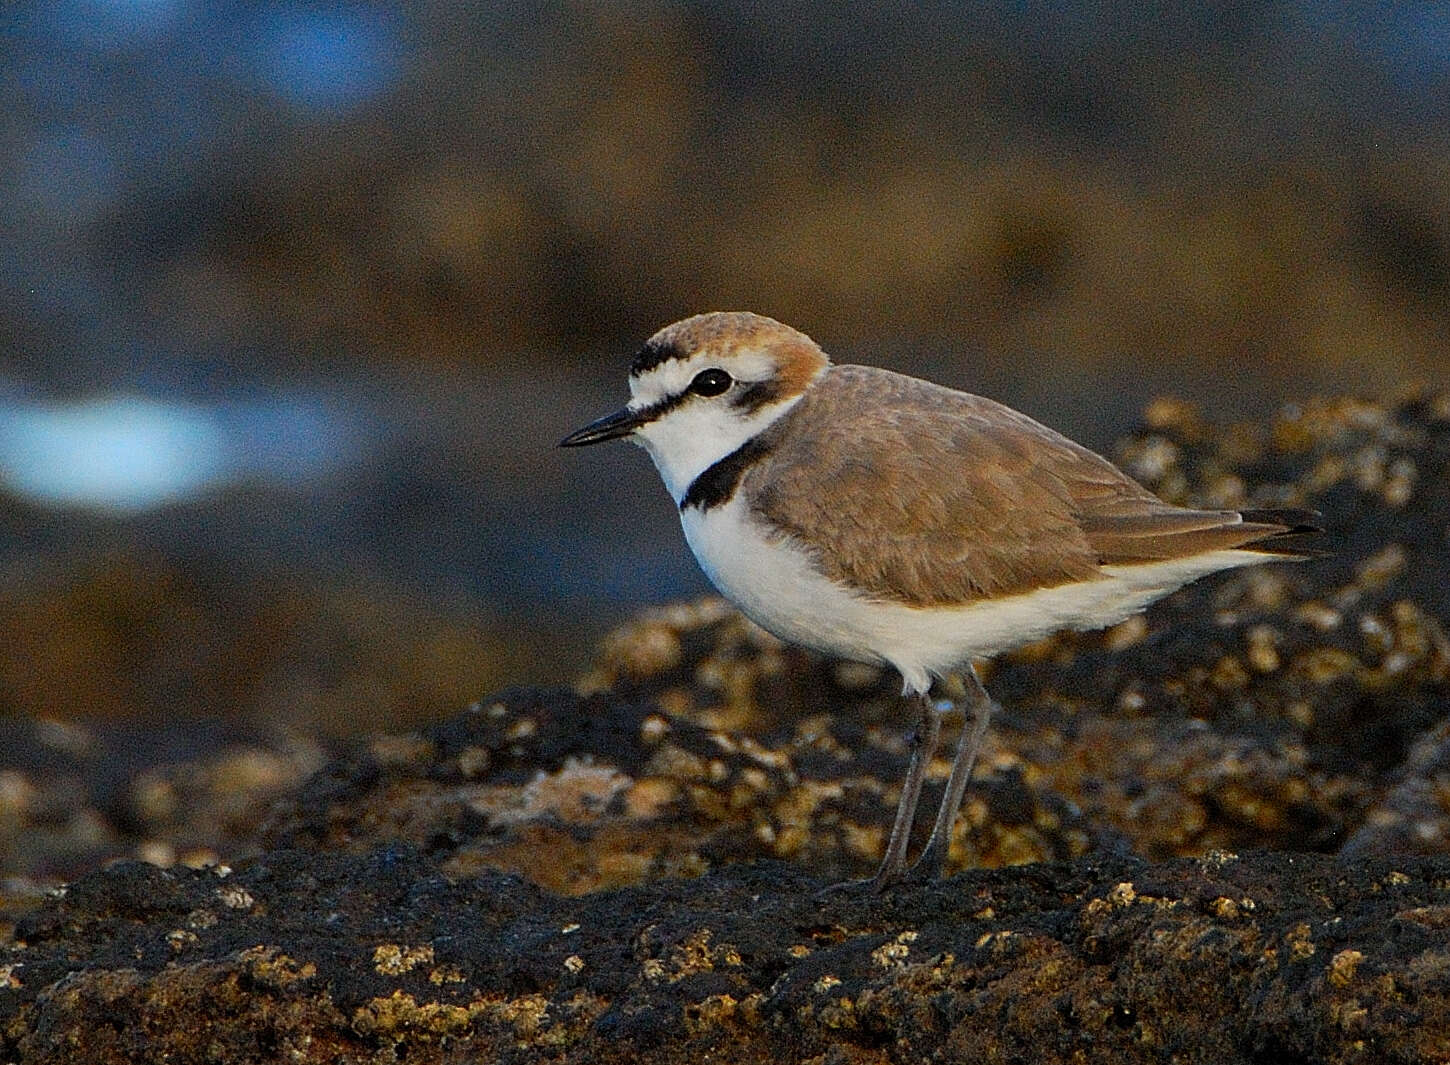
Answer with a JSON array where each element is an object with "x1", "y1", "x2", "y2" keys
[{"x1": 559, "y1": 406, "x2": 645, "y2": 447}]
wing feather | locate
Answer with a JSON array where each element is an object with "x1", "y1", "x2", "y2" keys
[{"x1": 746, "y1": 366, "x2": 1280, "y2": 606}]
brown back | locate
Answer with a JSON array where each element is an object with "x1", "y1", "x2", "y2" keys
[{"x1": 746, "y1": 365, "x2": 1295, "y2": 606}]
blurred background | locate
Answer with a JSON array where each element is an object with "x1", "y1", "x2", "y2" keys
[{"x1": 2, "y1": 0, "x2": 1448, "y2": 735}]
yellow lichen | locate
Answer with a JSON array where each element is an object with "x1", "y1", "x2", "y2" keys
[
  {"x1": 870, "y1": 930, "x2": 918, "y2": 968},
  {"x1": 1328, "y1": 949, "x2": 1365, "y2": 987},
  {"x1": 1209, "y1": 897, "x2": 1240, "y2": 919},
  {"x1": 428, "y1": 965, "x2": 466, "y2": 985},
  {"x1": 1285, "y1": 923, "x2": 1316, "y2": 961},
  {"x1": 352, "y1": 991, "x2": 474, "y2": 1038},
  {"x1": 237, "y1": 946, "x2": 317, "y2": 988},
  {"x1": 373, "y1": 943, "x2": 435, "y2": 976}
]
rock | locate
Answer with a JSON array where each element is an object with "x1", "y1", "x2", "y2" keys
[
  {"x1": 2, "y1": 849, "x2": 1448, "y2": 1063},
  {"x1": 3, "y1": 389, "x2": 1450, "y2": 1061}
]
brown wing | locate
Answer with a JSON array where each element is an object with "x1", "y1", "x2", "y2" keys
[{"x1": 746, "y1": 365, "x2": 1290, "y2": 606}]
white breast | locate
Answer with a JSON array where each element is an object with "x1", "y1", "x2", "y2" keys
[
  {"x1": 680, "y1": 494, "x2": 1266, "y2": 696},
  {"x1": 681, "y1": 494, "x2": 893, "y2": 669}
]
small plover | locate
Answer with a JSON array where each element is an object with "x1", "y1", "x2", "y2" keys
[{"x1": 561, "y1": 311, "x2": 1321, "y2": 889}]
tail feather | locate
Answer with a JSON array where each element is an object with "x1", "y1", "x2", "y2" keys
[
  {"x1": 1085, "y1": 505, "x2": 1328, "y2": 563},
  {"x1": 1237, "y1": 508, "x2": 1327, "y2": 558}
]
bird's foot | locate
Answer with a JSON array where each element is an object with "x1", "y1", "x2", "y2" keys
[
  {"x1": 813, "y1": 869, "x2": 906, "y2": 901},
  {"x1": 903, "y1": 839, "x2": 949, "y2": 883}
]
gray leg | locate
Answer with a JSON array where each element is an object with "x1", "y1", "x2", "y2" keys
[
  {"x1": 910, "y1": 667, "x2": 994, "y2": 879},
  {"x1": 868, "y1": 691, "x2": 942, "y2": 891}
]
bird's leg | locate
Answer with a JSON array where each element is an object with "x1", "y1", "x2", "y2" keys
[
  {"x1": 867, "y1": 690, "x2": 942, "y2": 892},
  {"x1": 910, "y1": 666, "x2": 994, "y2": 880}
]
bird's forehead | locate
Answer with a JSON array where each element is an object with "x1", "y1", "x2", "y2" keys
[{"x1": 626, "y1": 311, "x2": 829, "y2": 401}]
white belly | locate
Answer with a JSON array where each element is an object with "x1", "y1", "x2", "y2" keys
[{"x1": 680, "y1": 494, "x2": 1265, "y2": 695}]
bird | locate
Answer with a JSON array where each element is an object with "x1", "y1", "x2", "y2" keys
[{"x1": 560, "y1": 311, "x2": 1322, "y2": 890}]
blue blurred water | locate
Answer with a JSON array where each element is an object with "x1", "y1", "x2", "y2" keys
[
  {"x1": 252, "y1": 6, "x2": 403, "y2": 113},
  {"x1": 0, "y1": 389, "x2": 361, "y2": 511}
]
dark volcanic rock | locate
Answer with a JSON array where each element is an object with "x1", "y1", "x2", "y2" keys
[
  {"x1": 3, "y1": 850, "x2": 1448, "y2": 1064},
  {"x1": 256, "y1": 681, "x2": 1104, "y2": 894},
  {"x1": 4, "y1": 390, "x2": 1450, "y2": 1062}
]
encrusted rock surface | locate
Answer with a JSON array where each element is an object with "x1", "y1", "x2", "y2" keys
[
  {"x1": 3, "y1": 390, "x2": 1450, "y2": 1062},
  {"x1": 3, "y1": 849, "x2": 1448, "y2": 1064}
]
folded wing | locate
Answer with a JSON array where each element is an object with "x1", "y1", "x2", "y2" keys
[{"x1": 748, "y1": 366, "x2": 1318, "y2": 607}]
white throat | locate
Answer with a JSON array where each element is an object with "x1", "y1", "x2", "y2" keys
[{"x1": 633, "y1": 393, "x2": 803, "y2": 503}]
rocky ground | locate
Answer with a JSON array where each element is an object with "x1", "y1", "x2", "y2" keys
[{"x1": 2, "y1": 390, "x2": 1449, "y2": 1062}]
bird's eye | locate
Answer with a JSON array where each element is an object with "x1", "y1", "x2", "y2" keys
[{"x1": 688, "y1": 368, "x2": 733, "y2": 397}]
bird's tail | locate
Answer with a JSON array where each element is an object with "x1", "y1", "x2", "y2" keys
[{"x1": 1237, "y1": 508, "x2": 1328, "y2": 558}]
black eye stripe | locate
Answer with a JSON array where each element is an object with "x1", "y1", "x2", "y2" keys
[
  {"x1": 731, "y1": 379, "x2": 782, "y2": 413},
  {"x1": 625, "y1": 367, "x2": 752, "y2": 429},
  {"x1": 628, "y1": 391, "x2": 687, "y2": 428}
]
